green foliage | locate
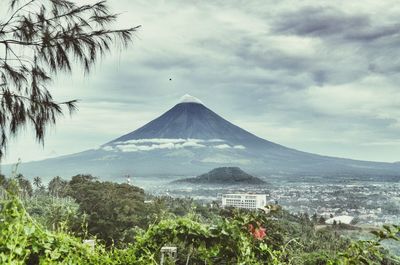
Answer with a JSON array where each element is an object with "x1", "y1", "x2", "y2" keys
[
  {"x1": 133, "y1": 214, "x2": 280, "y2": 264},
  {"x1": 299, "y1": 251, "x2": 331, "y2": 265},
  {"x1": 67, "y1": 174, "x2": 146, "y2": 245},
  {"x1": 25, "y1": 195, "x2": 82, "y2": 232},
  {"x1": 337, "y1": 225, "x2": 400, "y2": 265},
  {"x1": 48, "y1": 176, "x2": 69, "y2": 197},
  {"x1": 143, "y1": 196, "x2": 221, "y2": 225},
  {"x1": 1, "y1": 174, "x2": 32, "y2": 198},
  {"x1": 0, "y1": 188, "x2": 133, "y2": 264},
  {"x1": 16, "y1": 174, "x2": 33, "y2": 198},
  {"x1": 1, "y1": 178, "x2": 399, "y2": 264}
]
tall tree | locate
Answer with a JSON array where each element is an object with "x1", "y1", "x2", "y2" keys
[
  {"x1": 0, "y1": 0, "x2": 140, "y2": 158},
  {"x1": 33, "y1": 176, "x2": 42, "y2": 189},
  {"x1": 15, "y1": 173, "x2": 32, "y2": 197},
  {"x1": 48, "y1": 175, "x2": 68, "y2": 197}
]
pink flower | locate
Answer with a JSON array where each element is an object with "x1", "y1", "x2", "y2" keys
[
  {"x1": 253, "y1": 227, "x2": 266, "y2": 240},
  {"x1": 248, "y1": 223, "x2": 267, "y2": 240}
]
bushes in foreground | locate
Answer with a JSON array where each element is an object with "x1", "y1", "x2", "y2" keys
[
  {"x1": 1, "y1": 178, "x2": 399, "y2": 264},
  {"x1": 0, "y1": 192, "x2": 280, "y2": 264},
  {"x1": 1, "y1": 194, "x2": 400, "y2": 264}
]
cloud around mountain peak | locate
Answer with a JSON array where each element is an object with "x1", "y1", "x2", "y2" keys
[{"x1": 179, "y1": 94, "x2": 204, "y2": 104}]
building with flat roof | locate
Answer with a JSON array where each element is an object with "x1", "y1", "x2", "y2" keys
[
  {"x1": 222, "y1": 194, "x2": 267, "y2": 210},
  {"x1": 325, "y1": 215, "x2": 354, "y2": 225}
]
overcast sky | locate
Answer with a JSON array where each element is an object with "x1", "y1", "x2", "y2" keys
[{"x1": 3, "y1": 0, "x2": 400, "y2": 164}]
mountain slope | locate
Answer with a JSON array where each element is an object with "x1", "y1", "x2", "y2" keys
[{"x1": 106, "y1": 101, "x2": 279, "y2": 149}]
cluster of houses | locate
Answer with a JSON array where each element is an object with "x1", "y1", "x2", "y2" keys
[{"x1": 221, "y1": 193, "x2": 354, "y2": 225}]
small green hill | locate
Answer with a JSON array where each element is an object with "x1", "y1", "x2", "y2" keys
[{"x1": 174, "y1": 167, "x2": 266, "y2": 185}]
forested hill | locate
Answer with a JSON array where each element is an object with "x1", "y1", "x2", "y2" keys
[{"x1": 173, "y1": 167, "x2": 266, "y2": 185}]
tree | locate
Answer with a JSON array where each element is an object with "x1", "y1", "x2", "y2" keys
[
  {"x1": 67, "y1": 175, "x2": 146, "y2": 245},
  {"x1": 0, "y1": 0, "x2": 140, "y2": 158},
  {"x1": 0, "y1": 174, "x2": 6, "y2": 186},
  {"x1": 25, "y1": 194, "x2": 82, "y2": 231},
  {"x1": 319, "y1": 216, "x2": 326, "y2": 224},
  {"x1": 33, "y1": 176, "x2": 42, "y2": 189},
  {"x1": 48, "y1": 175, "x2": 68, "y2": 197},
  {"x1": 311, "y1": 213, "x2": 318, "y2": 223},
  {"x1": 15, "y1": 174, "x2": 32, "y2": 197}
]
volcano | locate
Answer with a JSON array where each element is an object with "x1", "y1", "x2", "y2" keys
[
  {"x1": 106, "y1": 94, "x2": 280, "y2": 149},
  {"x1": 6, "y1": 94, "x2": 400, "y2": 179}
]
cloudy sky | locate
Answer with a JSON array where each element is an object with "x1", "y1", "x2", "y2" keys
[{"x1": 4, "y1": 0, "x2": 400, "y2": 164}]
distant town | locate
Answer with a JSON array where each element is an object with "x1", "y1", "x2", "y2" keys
[{"x1": 144, "y1": 176, "x2": 400, "y2": 227}]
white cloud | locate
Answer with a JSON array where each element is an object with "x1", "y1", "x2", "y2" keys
[
  {"x1": 116, "y1": 142, "x2": 177, "y2": 152},
  {"x1": 115, "y1": 138, "x2": 187, "y2": 145},
  {"x1": 101, "y1": 138, "x2": 245, "y2": 152},
  {"x1": 201, "y1": 155, "x2": 251, "y2": 165},
  {"x1": 180, "y1": 141, "x2": 205, "y2": 148},
  {"x1": 214, "y1": 144, "x2": 231, "y2": 149},
  {"x1": 102, "y1": 146, "x2": 114, "y2": 151},
  {"x1": 179, "y1": 94, "x2": 203, "y2": 104},
  {"x1": 106, "y1": 138, "x2": 214, "y2": 152},
  {"x1": 208, "y1": 139, "x2": 225, "y2": 143}
]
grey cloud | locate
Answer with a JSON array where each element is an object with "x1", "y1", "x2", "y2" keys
[
  {"x1": 345, "y1": 24, "x2": 400, "y2": 42},
  {"x1": 142, "y1": 54, "x2": 197, "y2": 70},
  {"x1": 273, "y1": 7, "x2": 369, "y2": 37},
  {"x1": 273, "y1": 6, "x2": 400, "y2": 43},
  {"x1": 231, "y1": 38, "x2": 365, "y2": 86}
]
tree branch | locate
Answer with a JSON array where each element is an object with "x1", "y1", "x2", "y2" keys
[
  {"x1": 0, "y1": 0, "x2": 37, "y2": 33},
  {"x1": 0, "y1": 92, "x2": 78, "y2": 107},
  {"x1": 0, "y1": 0, "x2": 136, "y2": 158}
]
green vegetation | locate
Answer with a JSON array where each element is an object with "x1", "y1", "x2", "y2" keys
[
  {"x1": 174, "y1": 167, "x2": 266, "y2": 185},
  {"x1": 0, "y1": 175, "x2": 399, "y2": 264}
]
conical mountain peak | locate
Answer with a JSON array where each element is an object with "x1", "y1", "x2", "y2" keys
[
  {"x1": 179, "y1": 94, "x2": 203, "y2": 104},
  {"x1": 106, "y1": 97, "x2": 272, "y2": 147}
]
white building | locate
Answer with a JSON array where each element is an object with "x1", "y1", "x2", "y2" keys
[
  {"x1": 325, "y1": 215, "x2": 354, "y2": 225},
  {"x1": 222, "y1": 194, "x2": 267, "y2": 210}
]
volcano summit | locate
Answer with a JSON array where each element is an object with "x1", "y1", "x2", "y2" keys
[{"x1": 9, "y1": 95, "x2": 400, "y2": 179}]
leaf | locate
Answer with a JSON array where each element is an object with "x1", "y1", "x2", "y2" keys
[
  {"x1": 50, "y1": 250, "x2": 61, "y2": 260},
  {"x1": 14, "y1": 246, "x2": 23, "y2": 255},
  {"x1": 24, "y1": 225, "x2": 35, "y2": 235}
]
